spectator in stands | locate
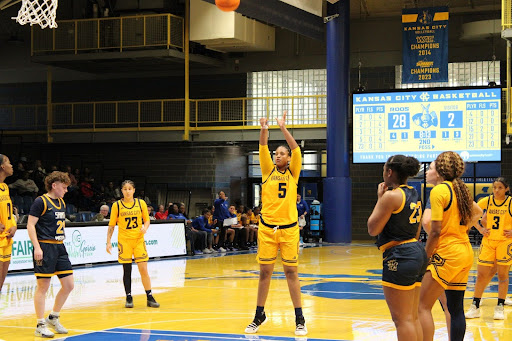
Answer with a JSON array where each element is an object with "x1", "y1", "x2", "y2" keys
[
  {"x1": 80, "y1": 177, "x2": 94, "y2": 210},
  {"x1": 192, "y1": 209, "x2": 218, "y2": 254},
  {"x1": 245, "y1": 208, "x2": 258, "y2": 248},
  {"x1": 250, "y1": 206, "x2": 261, "y2": 225},
  {"x1": 296, "y1": 194, "x2": 309, "y2": 246},
  {"x1": 226, "y1": 204, "x2": 241, "y2": 251},
  {"x1": 179, "y1": 203, "x2": 210, "y2": 254},
  {"x1": 92, "y1": 205, "x2": 110, "y2": 222},
  {"x1": 213, "y1": 191, "x2": 231, "y2": 252},
  {"x1": 9, "y1": 171, "x2": 39, "y2": 214},
  {"x1": 73, "y1": 168, "x2": 81, "y2": 183},
  {"x1": 15, "y1": 161, "x2": 26, "y2": 179},
  {"x1": 32, "y1": 160, "x2": 46, "y2": 195},
  {"x1": 147, "y1": 206, "x2": 156, "y2": 220},
  {"x1": 155, "y1": 205, "x2": 168, "y2": 220},
  {"x1": 168, "y1": 204, "x2": 206, "y2": 255},
  {"x1": 137, "y1": 190, "x2": 151, "y2": 206},
  {"x1": 104, "y1": 181, "x2": 121, "y2": 203},
  {"x1": 237, "y1": 204, "x2": 246, "y2": 221}
]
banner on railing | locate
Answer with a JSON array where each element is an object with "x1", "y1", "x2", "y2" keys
[{"x1": 402, "y1": 7, "x2": 449, "y2": 83}]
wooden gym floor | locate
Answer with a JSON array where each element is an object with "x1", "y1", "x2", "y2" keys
[{"x1": 1, "y1": 243, "x2": 511, "y2": 340}]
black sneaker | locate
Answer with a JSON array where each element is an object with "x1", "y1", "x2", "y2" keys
[
  {"x1": 295, "y1": 315, "x2": 307, "y2": 336},
  {"x1": 147, "y1": 296, "x2": 160, "y2": 308},
  {"x1": 125, "y1": 295, "x2": 134, "y2": 308},
  {"x1": 245, "y1": 312, "x2": 267, "y2": 333}
]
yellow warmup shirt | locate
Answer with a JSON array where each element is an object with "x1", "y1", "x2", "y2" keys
[
  {"x1": 430, "y1": 181, "x2": 470, "y2": 248},
  {"x1": 259, "y1": 144, "x2": 301, "y2": 226},
  {"x1": 477, "y1": 195, "x2": 512, "y2": 241},
  {"x1": 109, "y1": 198, "x2": 149, "y2": 239}
]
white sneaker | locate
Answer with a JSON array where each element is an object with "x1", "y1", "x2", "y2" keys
[
  {"x1": 505, "y1": 297, "x2": 512, "y2": 306},
  {"x1": 218, "y1": 247, "x2": 227, "y2": 253},
  {"x1": 465, "y1": 303, "x2": 481, "y2": 319},
  {"x1": 46, "y1": 316, "x2": 68, "y2": 334},
  {"x1": 203, "y1": 248, "x2": 212, "y2": 254},
  {"x1": 295, "y1": 316, "x2": 308, "y2": 336},
  {"x1": 245, "y1": 313, "x2": 267, "y2": 333},
  {"x1": 494, "y1": 305, "x2": 505, "y2": 320},
  {"x1": 35, "y1": 323, "x2": 55, "y2": 338},
  {"x1": 209, "y1": 248, "x2": 217, "y2": 253}
]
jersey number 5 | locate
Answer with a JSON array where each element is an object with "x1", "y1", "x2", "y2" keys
[
  {"x1": 409, "y1": 202, "x2": 422, "y2": 224},
  {"x1": 278, "y1": 183, "x2": 287, "y2": 198},
  {"x1": 125, "y1": 217, "x2": 139, "y2": 229}
]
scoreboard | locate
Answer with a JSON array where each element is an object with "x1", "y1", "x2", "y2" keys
[{"x1": 352, "y1": 88, "x2": 501, "y2": 163}]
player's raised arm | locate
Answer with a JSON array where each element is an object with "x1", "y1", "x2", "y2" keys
[{"x1": 276, "y1": 111, "x2": 298, "y2": 151}]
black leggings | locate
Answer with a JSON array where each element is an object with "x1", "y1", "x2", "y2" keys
[
  {"x1": 445, "y1": 290, "x2": 466, "y2": 341},
  {"x1": 123, "y1": 263, "x2": 132, "y2": 295}
]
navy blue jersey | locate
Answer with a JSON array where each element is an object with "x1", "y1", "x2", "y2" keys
[
  {"x1": 29, "y1": 194, "x2": 67, "y2": 241},
  {"x1": 376, "y1": 185, "x2": 422, "y2": 249}
]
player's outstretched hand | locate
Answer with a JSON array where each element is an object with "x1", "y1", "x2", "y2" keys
[
  {"x1": 276, "y1": 110, "x2": 287, "y2": 128},
  {"x1": 106, "y1": 242, "x2": 112, "y2": 255},
  {"x1": 260, "y1": 117, "x2": 268, "y2": 128}
]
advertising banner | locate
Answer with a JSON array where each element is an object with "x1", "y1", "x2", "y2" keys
[
  {"x1": 402, "y1": 7, "x2": 449, "y2": 83},
  {"x1": 9, "y1": 222, "x2": 186, "y2": 271}
]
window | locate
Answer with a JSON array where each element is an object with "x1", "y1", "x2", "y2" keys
[{"x1": 247, "y1": 69, "x2": 327, "y2": 125}]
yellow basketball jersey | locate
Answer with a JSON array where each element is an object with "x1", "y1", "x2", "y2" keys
[
  {"x1": 109, "y1": 198, "x2": 149, "y2": 239},
  {"x1": 259, "y1": 144, "x2": 301, "y2": 226},
  {"x1": 478, "y1": 195, "x2": 512, "y2": 241},
  {"x1": 430, "y1": 181, "x2": 470, "y2": 248},
  {"x1": 0, "y1": 183, "x2": 15, "y2": 242}
]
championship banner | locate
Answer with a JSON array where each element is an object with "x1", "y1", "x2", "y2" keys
[{"x1": 402, "y1": 6, "x2": 448, "y2": 83}]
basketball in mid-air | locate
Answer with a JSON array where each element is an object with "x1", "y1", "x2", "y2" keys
[{"x1": 215, "y1": 0, "x2": 240, "y2": 12}]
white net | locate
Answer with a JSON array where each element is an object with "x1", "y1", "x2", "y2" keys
[{"x1": 12, "y1": 0, "x2": 58, "y2": 29}]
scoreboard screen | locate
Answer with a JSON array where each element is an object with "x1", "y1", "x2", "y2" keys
[{"x1": 352, "y1": 88, "x2": 501, "y2": 163}]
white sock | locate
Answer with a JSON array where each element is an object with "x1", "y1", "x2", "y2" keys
[{"x1": 37, "y1": 318, "x2": 45, "y2": 325}]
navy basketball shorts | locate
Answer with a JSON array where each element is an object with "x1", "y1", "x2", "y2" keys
[
  {"x1": 33, "y1": 242, "x2": 73, "y2": 279},
  {"x1": 381, "y1": 241, "x2": 428, "y2": 290}
]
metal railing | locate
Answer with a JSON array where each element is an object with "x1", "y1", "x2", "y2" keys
[
  {"x1": 503, "y1": 0, "x2": 512, "y2": 29},
  {"x1": 0, "y1": 95, "x2": 327, "y2": 132},
  {"x1": 31, "y1": 13, "x2": 184, "y2": 55}
]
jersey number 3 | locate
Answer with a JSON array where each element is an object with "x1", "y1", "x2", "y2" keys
[
  {"x1": 492, "y1": 216, "x2": 500, "y2": 230},
  {"x1": 409, "y1": 202, "x2": 422, "y2": 224}
]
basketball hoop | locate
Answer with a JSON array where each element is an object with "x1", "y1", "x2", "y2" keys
[{"x1": 12, "y1": 0, "x2": 58, "y2": 29}]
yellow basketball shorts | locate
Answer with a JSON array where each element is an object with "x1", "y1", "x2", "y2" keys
[
  {"x1": 0, "y1": 237, "x2": 13, "y2": 262},
  {"x1": 256, "y1": 223, "x2": 299, "y2": 266},
  {"x1": 118, "y1": 237, "x2": 149, "y2": 263},
  {"x1": 477, "y1": 237, "x2": 512, "y2": 267},
  {"x1": 427, "y1": 242, "x2": 473, "y2": 291}
]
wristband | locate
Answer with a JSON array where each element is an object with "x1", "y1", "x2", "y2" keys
[{"x1": 262, "y1": 125, "x2": 269, "y2": 129}]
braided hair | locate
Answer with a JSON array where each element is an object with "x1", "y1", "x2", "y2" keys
[
  {"x1": 434, "y1": 151, "x2": 472, "y2": 225},
  {"x1": 385, "y1": 154, "x2": 421, "y2": 184}
]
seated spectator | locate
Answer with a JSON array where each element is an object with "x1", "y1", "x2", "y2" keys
[
  {"x1": 104, "y1": 181, "x2": 121, "y2": 202},
  {"x1": 147, "y1": 205, "x2": 156, "y2": 220},
  {"x1": 249, "y1": 206, "x2": 260, "y2": 225},
  {"x1": 237, "y1": 204, "x2": 246, "y2": 222},
  {"x1": 192, "y1": 209, "x2": 218, "y2": 254},
  {"x1": 224, "y1": 205, "x2": 242, "y2": 251},
  {"x1": 9, "y1": 171, "x2": 38, "y2": 214},
  {"x1": 155, "y1": 205, "x2": 168, "y2": 220},
  {"x1": 297, "y1": 194, "x2": 309, "y2": 245},
  {"x1": 169, "y1": 203, "x2": 207, "y2": 255},
  {"x1": 137, "y1": 190, "x2": 151, "y2": 206},
  {"x1": 92, "y1": 205, "x2": 110, "y2": 222}
]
